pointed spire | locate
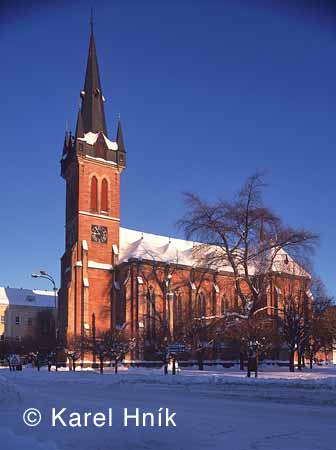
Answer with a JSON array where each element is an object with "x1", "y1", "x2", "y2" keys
[
  {"x1": 80, "y1": 13, "x2": 108, "y2": 136},
  {"x1": 62, "y1": 130, "x2": 69, "y2": 156},
  {"x1": 116, "y1": 116, "x2": 126, "y2": 152},
  {"x1": 75, "y1": 109, "x2": 84, "y2": 138}
]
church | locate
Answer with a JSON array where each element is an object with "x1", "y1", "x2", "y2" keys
[{"x1": 58, "y1": 24, "x2": 310, "y2": 363}]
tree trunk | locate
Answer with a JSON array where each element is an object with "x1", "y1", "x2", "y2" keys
[
  {"x1": 247, "y1": 356, "x2": 251, "y2": 378},
  {"x1": 172, "y1": 356, "x2": 176, "y2": 375},
  {"x1": 197, "y1": 352, "x2": 204, "y2": 371},
  {"x1": 297, "y1": 350, "x2": 302, "y2": 371},
  {"x1": 100, "y1": 358, "x2": 104, "y2": 374},
  {"x1": 310, "y1": 354, "x2": 313, "y2": 369},
  {"x1": 255, "y1": 351, "x2": 258, "y2": 379},
  {"x1": 301, "y1": 352, "x2": 306, "y2": 368},
  {"x1": 289, "y1": 351, "x2": 295, "y2": 372},
  {"x1": 73, "y1": 360, "x2": 76, "y2": 371},
  {"x1": 240, "y1": 352, "x2": 244, "y2": 371},
  {"x1": 115, "y1": 358, "x2": 118, "y2": 374}
]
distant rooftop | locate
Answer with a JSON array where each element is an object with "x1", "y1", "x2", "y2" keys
[{"x1": 0, "y1": 287, "x2": 56, "y2": 308}]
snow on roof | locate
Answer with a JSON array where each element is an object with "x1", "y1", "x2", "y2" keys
[
  {"x1": 77, "y1": 132, "x2": 118, "y2": 150},
  {"x1": 0, "y1": 287, "x2": 56, "y2": 308},
  {"x1": 120, "y1": 228, "x2": 233, "y2": 272},
  {"x1": 119, "y1": 227, "x2": 309, "y2": 277}
]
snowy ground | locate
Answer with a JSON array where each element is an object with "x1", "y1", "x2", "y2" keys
[{"x1": 1, "y1": 365, "x2": 336, "y2": 450}]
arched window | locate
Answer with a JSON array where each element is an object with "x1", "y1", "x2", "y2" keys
[
  {"x1": 90, "y1": 176, "x2": 98, "y2": 212},
  {"x1": 101, "y1": 178, "x2": 108, "y2": 213},
  {"x1": 178, "y1": 294, "x2": 182, "y2": 321},
  {"x1": 221, "y1": 296, "x2": 226, "y2": 315},
  {"x1": 146, "y1": 288, "x2": 156, "y2": 339},
  {"x1": 274, "y1": 287, "x2": 279, "y2": 316},
  {"x1": 173, "y1": 292, "x2": 183, "y2": 330},
  {"x1": 197, "y1": 292, "x2": 206, "y2": 318}
]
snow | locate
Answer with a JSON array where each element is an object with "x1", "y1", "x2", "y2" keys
[
  {"x1": 0, "y1": 366, "x2": 336, "y2": 450},
  {"x1": 0, "y1": 428, "x2": 59, "y2": 450},
  {"x1": 77, "y1": 131, "x2": 118, "y2": 150},
  {"x1": 0, "y1": 287, "x2": 55, "y2": 308},
  {"x1": 119, "y1": 228, "x2": 305, "y2": 277},
  {"x1": 87, "y1": 261, "x2": 113, "y2": 270},
  {"x1": 86, "y1": 155, "x2": 117, "y2": 165}
]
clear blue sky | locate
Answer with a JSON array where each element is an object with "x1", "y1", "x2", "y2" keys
[{"x1": 0, "y1": 0, "x2": 335, "y2": 297}]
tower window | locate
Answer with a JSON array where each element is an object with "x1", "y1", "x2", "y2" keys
[
  {"x1": 90, "y1": 176, "x2": 98, "y2": 212},
  {"x1": 101, "y1": 178, "x2": 108, "y2": 213},
  {"x1": 15, "y1": 316, "x2": 20, "y2": 325}
]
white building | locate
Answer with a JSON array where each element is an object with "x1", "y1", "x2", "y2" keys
[{"x1": 0, "y1": 287, "x2": 56, "y2": 341}]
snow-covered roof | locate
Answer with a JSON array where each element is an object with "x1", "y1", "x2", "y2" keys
[
  {"x1": 119, "y1": 227, "x2": 309, "y2": 277},
  {"x1": 0, "y1": 287, "x2": 56, "y2": 308},
  {"x1": 119, "y1": 227, "x2": 206, "y2": 267},
  {"x1": 77, "y1": 132, "x2": 118, "y2": 150}
]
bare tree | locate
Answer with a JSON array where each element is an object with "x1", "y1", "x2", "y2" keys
[
  {"x1": 84, "y1": 333, "x2": 110, "y2": 374},
  {"x1": 181, "y1": 317, "x2": 218, "y2": 370},
  {"x1": 84, "y1": 329, "x2": 135, "y2": 374},
  {"x1": 276, "y1": 283, "x2": 310, "y2": 372},
  {"x1": 179, "y1": 173, "x2": 317, "y2": 319},
  {"x1": 224, "y1": 316, "x2": 279, "y2": 377},
  {"x1": 104, "y1": 328, "x2": 136, "y2": 374},
  {"x1": 305, "y1": 279, "x2": 335, "y2": 368},
  {"x1": 66, "y1": 335, "x2": 83, "y2": 371}
]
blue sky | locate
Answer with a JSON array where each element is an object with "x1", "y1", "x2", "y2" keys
[{"x1": 0, "y1": 0, "x2": 335, "y2": 297}]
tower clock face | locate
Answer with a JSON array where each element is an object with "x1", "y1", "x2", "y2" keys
[{"x1": 91, "y1": 225, "x2": 108, "y2": 243}]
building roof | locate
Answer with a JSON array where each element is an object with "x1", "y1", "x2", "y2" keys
[
  {"x1": 119, "y1": 227, "x2": 309, "y2": 277},
  {"x1": 0, "y1": 287, "x2": 56, "y2": 308}
]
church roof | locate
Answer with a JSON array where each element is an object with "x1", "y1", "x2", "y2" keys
[
  {"x1": 0, "y1": 287, "x2": 56, "y2": 308},
  {"x1": 119, "y1": 227, "x2": 309, "y2": 277}
]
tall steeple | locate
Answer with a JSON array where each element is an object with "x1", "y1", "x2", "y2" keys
[{"x1": 80, "y1": 13, "x2": 108, "y2": 136}]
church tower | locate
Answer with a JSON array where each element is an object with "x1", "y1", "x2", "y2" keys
[{"x1": 58, "y1": 21, "x2": 126, "y2": 345}]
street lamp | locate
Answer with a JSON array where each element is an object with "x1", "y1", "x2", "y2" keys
[
  {"x1": 31, "y1": 271, "x2": 58, "y2": 310},
  {"x1": 31, "y1": 271, "x2": 58, "y2": 340}
]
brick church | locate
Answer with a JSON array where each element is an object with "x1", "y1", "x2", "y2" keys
[{"x1": 58, "y1": 25, "x2": 309, "y2": 361}]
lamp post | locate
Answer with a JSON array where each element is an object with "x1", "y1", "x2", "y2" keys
[
  {"x1": 31, "y1": 271, "x2": 57, "y2": 309},
  {"x1": 31, "y1": 271, "x2": 58, "y2": 339}
]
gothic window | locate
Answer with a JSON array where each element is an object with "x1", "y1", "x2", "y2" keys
[
  {"x1": 173, "y1": 292, "x2": 183, "y2": 330},
  {"x1": 221, "y1": 296, "x2": 226, "y2": 315},
  {"x1": 178, "y1": 293, "x2": 183, "y2": 321},
  {"x1": 197, "y1": 292, "x2": 206, "y2": 318},
  {"x1": 90, "y1": 176, "x2": 98, "y2": 212},
  {"x1": 146, "y1": 288, "x2": 156, "y2": 339},
  {"x1": 101, "y1": 178, "x2": 108, "y2": 213},
  {"x1": 274, "y1": 287, "x2": 279, "y2": 315}
]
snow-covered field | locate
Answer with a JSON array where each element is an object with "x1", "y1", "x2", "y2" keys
[{"x1": 1, "y1": 365, "x2": 336, "y2": 450}]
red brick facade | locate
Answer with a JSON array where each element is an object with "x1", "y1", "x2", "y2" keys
[{"x1": 58, "y1": 26, "x2": 310, "y2": 364}]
